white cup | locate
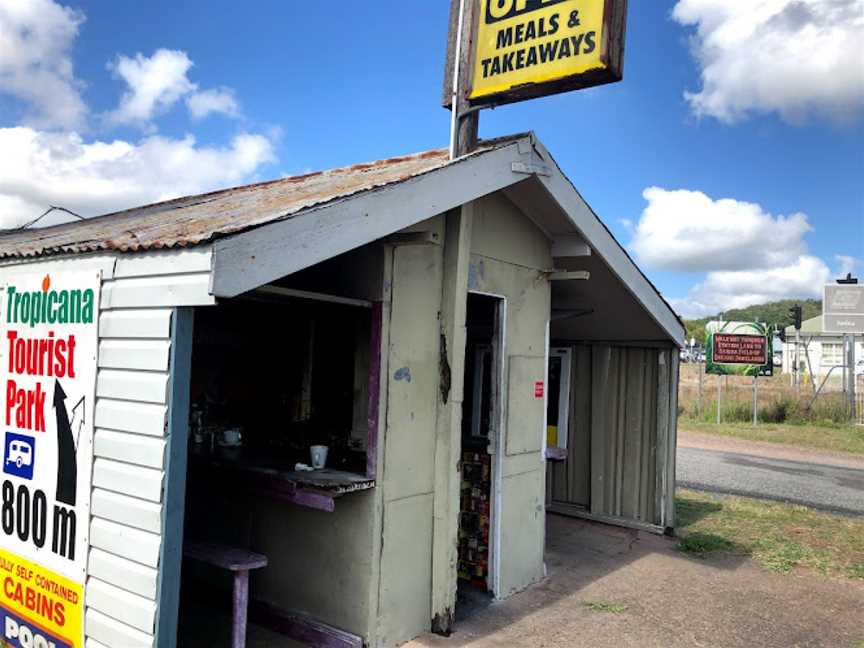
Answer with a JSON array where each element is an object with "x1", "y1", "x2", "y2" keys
[{"x1": 310, "y1": 445, "x2": 329, "y2": 470}]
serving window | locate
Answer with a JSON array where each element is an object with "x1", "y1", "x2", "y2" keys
[{"x1": 184, "y1": 289, "x2": 380, "y2": 516}]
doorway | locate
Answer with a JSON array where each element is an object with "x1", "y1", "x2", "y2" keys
[{"x1": 456, "y1": 292, "x2": 504, "y2": 619}]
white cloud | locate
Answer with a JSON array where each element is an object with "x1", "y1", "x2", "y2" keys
[
  {"x1": 106, "y1": 49, "x2": 197, "y2": 126},
  {"x1": 631, "y1": 187, "x2": 811, "y2": 272},
  {"x1": 630, "y1": 187, "x2": 855, "y2": 318},
  {"x1": 672, "y1": 0, "x2": 864, "y2": 124},
  {"x1": 0, "y1": 4, "x2": 277, "y2": 231},
  {"x1": 671, "y1": 255, "x2": 831, "y2": 318},
  {"x1": 835, "y1": 254, "x2": 861, "y2": 277},
  {"x1": 187, "y1": 87, "x2": 240, "y2": 120},
  {"x1": 0, "y1": 0, "x2": 87, "y2": 129},
  {"x1": 0, "y1": 126, "x2": 274, "y2": 229}
]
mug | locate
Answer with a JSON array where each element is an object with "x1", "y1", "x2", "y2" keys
[
  {"x1": 310, "y1": 445, "x2": 328, "y2": 470},
  {"x1": 222, "y1": 429, "x2": 242, "y2": 446}
]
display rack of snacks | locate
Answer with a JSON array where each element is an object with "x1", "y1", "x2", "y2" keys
[{"x1": 458, "y1": 450, "x2": 491, "y2": 588}]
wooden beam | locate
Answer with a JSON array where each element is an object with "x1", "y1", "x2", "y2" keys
[
  {"x1": 431, "y1": 205, "x2": 473, "y2": 635},
  {"x1": 383, "y1": 231, "x2": 440, "y2": 246},
  {"x1": 253, "y1": 285, "x2": 372, "y2": 308},
  {"x1": 250, "y1": 600, "x2": 363, "y2": 648},
  {"x1": 549, "y1": 271, "x2": 590, "y2": 281},
  {"x1": 366, "y1": 302, "x2": 383, "y2": 479},
  {"x1": 547, "y1": 503, "x2": 666, "y2": 535},
  {"x1": 551, "y1": 308, "x2": 594, "y2": 322},
  {"x1": 551, "y1": 235, "x2": 591, "y2": 258},
  {"x1": 155, "y1": 308, "x2": 194, "y2": 648}
]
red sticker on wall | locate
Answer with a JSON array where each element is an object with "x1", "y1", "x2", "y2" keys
[{"x1": 534, "y1": 381, "x2": 544, "y2": 399}]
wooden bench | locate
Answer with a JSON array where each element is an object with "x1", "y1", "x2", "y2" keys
[{"x1": 184, "y1": 542, "x2": 268, "y2": 648}]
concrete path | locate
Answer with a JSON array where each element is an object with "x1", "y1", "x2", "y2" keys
[
  {"x1": 677, "y1": 432, "x2": 864, "y2": 516},
  {"x1": 408, "y1": 515, "x2": 864, "y2": 648}
]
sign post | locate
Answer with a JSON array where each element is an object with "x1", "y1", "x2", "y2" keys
[
  {"x1": 706, "y1": 321, "x2": 773, "y2": 426},
  {"x1": 716, "y1": 374, "x2": 721, "y2": 425},
  {"x1": 444, "y1": 0, "x2": 629, "y2": 156},
  {"x1": 446, "y1": 0, "x2": 480, "y2": 158},
  {"x1": 823, "y1": 283, "x2": 863, "y2": 421},
  {"x1": 752, "y1": 375, "x2": 759, "y2": 426}
]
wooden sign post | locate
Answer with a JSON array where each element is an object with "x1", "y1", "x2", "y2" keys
[
  {"x1": 444, "y1": 0, "x2": 629, "y2": 158},
  {"x1": 445, "y1": 0, "x2": 481, "y2": 158}
]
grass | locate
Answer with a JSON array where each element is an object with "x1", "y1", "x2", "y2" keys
[
  {"x1": 676, "y1": 490, "x2": 864, "y2": 580},
  {"x1": 581, "y1": 600, "x2": 627, "y2": 614},
  {"x1": 680, "y1": 420, "x2": 864, "y2": 456}
]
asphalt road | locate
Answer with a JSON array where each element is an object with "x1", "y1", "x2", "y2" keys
[{"x1": 677, "y1": 446, "x2": 864, "y2": 516}]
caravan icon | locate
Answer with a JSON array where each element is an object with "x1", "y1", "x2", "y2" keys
[
  {"x1": 3, "y1": 433, "x2": 35, "y2": 480},
  {"x1": 7, "y1": 439, "x2": 32, "y2": 468}
]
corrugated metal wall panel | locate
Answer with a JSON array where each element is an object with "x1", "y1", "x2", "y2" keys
[
  {"x1": 547, "y1": 346, "x2": 590, "y2": 506},
  {"x1": 548, "y1": 344, "x2": 666, "y2": 528}
]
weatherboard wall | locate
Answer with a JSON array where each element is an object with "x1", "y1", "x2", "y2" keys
[{"x1": 0, "y1": 248, "x2": 214, "y2": 648}]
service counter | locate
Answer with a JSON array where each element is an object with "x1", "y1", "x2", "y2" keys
[{"x1": 189, "y1": 444, "x2": 375, "y2": 513}]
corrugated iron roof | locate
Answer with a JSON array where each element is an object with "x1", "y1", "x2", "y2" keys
[{"x1": 0, "y1": 135, "x2": 524, "y2": 259}]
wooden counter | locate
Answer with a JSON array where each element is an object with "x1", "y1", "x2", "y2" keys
[{"x1": 189, "y1": 444, "x2": 375, "y2": 512}]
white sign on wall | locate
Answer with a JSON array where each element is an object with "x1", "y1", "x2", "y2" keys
[{"x1": 0, "y1": 271, "x2": 100, "y2": 648}]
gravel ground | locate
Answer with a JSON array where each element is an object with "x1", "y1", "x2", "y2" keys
[
  {"x1": 677, "y1": 443, "x2": 864, "y2": 516},
  {"x1": 408, "y1": 515, "x2": 864, "y2": 648}
]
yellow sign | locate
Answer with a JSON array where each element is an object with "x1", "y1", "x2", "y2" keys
[
  {"x1": 0, "y1": 548, "x2": 83, "y2": 648},
  {"x1": 471, "y1": 0, "x2": 618, "y2": 102}
]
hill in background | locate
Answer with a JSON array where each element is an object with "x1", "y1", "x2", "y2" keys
[{"x1": 683, "y1": 299, "x2": 822, "y2": 344}]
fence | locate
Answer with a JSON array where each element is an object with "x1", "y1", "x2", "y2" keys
[
  {"x1": 857, "y1": 384, "x2": 864, "y2": 426},
  {"x1": 678, "y1": 362, "x2": 858, "y2": 426}
]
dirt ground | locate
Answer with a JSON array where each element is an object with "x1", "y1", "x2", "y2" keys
[{"x1": 406, "y1": 514, "x2": 864, "y2": 648}]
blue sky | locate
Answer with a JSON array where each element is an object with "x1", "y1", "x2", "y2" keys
[{"x1": 0, "y1": 0, "x2": 862, "y2": 318}]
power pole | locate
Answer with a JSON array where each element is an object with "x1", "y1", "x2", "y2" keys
[
  {"x1": 795, "y1": 329, "x2": 801, "y2": 394},
  {"x1": 847, "y1": 334, "x2": 857, "y2": 421},
  {"x1": 789, "y1": 304, "x2": 802, "y2": 393},
  {"x1": 446, "y1": 0, "x2": 480, "y2": 159}
]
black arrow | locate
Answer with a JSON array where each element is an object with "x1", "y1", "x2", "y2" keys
[{"x1": 53, "y1": 380, "x2": 77, "y2": 506}]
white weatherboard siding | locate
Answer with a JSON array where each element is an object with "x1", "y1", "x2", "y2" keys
[
  {"x1": 86, "y1": 247, "x2": 213, "y2": 647},
  {"x1": 0, "y1": 247, "x2": 214, "y2": 648}
]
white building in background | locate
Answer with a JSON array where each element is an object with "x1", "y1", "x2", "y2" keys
[{"x1": 783, "y1": 316, "x2": 864, "y2": 377}]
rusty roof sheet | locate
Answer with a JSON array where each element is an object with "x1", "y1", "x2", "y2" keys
[{"x1": 0, "y1": 135, "x2": 524, "y2": 259}]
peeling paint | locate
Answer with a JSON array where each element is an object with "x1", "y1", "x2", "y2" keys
[
  {"x1": 468, "y1": 259, "x2": 485, "y2": 290},
  {"x1": 394, "y1": 366, "x2": 412, "y2": 383}
]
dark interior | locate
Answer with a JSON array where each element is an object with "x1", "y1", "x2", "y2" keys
[{"x1": 458, "y1": 294, "x2": 499, "y2": 596}]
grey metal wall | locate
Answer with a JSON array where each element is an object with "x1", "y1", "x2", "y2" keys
[{"x1": 547, "y1": 344, "x2": 676, "y2": 530}]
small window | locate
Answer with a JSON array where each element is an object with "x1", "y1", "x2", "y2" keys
[
  {"x1": 546, "y1": 348, "x2": 572, "y2": 450},
  {"x1": 822, "y1": 343, "x2": 843, "y2": 367}
]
